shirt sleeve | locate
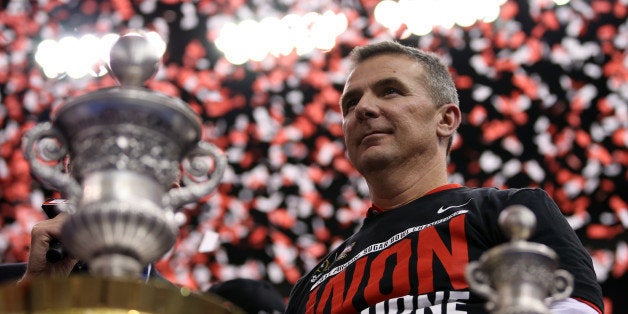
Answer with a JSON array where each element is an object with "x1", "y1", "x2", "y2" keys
[{"x1": 550, "y1": 297, "x2": 601, "y2": 314}]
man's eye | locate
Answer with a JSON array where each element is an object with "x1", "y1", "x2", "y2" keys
[
  {"x1": 343, "y1": 100, "x2": 357, "y2": 113},
  {"x1": 383, "y1": 87, "x2": 400, "y2": 95}
]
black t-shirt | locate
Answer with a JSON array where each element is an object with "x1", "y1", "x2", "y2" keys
[{"x1": 286, "y1": 186, "x2": 603, "y2": 313}]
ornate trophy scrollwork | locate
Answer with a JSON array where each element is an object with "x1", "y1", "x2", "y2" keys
[{"x1": 465, "y1": 205, "x2": 574, "y2": 314}]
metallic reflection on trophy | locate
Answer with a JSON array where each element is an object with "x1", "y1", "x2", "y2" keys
[
  {"x1": 465, "y1": 205, "x2": 574, "y2": 314},
  {"x1": 22, "y1": 33, "x2": 227, "y2": 278}
]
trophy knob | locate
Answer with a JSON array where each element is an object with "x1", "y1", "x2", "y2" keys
[
  {"x1": 108, "y1": 33, "x2": 161, "y2": 86},
  {"x1": 498, "y1": 205, "x2": 537, "y2": 242}
]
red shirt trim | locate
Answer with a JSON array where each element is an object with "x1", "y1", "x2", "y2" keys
[
  {"x1": 574, "y1": 297, "x2": 602, "y2": 314},
  {"x1": 424, "y1": 183, "x2": 463, "y2": 196}
]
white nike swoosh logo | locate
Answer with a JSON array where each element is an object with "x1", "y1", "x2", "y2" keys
[{"x1": 437, "y1": 199, "x2": 472, "y2": 214}]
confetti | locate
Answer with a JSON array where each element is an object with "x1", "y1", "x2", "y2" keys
[{"x1": 0, "y1": 0, "x2": 626, "y2": 310}]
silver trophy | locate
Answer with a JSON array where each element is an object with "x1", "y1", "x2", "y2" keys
[
  {"x1": 21, "y1": 33, "x2": 227, "y2": 278},
  {"x1": 465, "y1": 205, "x2": 574, "y2": 314}
]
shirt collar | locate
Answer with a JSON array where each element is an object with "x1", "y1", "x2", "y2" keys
[{"x1": 365, "y1": 183, "x2": 463, "y2": 218}]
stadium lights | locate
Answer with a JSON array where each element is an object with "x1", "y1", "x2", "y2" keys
[
  {"x1": 374, "y1": 0, "x2": 506, "y2": 36},
  {"x1": 373, "y1": 0, "x2": 573, "y2": 36},
  {"x1": 34, "y1": 0, "x2": 575, "y2": 73},
  {"x1": 34, "y1": 31, "x2": 166, "y2": 79},
  {"x1": 34, "y1": 11, "x2": 348, "y2": 75},
  {"x1": 214, "y1": 10, "x2": 348, "y2": 65}
]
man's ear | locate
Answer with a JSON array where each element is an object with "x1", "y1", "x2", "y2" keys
[{"x1": 436, "y1": 103, "x2": 461, "y2": 138}]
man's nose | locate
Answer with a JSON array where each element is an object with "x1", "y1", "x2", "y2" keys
[{"x1": 354, "y1": 98, "x2": 379, "y2": 121}]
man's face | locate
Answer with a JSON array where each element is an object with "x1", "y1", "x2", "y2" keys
[{"x1": 340, "y1": 54, "x2": 442, "y2": 174}]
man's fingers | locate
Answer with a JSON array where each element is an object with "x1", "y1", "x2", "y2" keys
[{"x1": 31, "y1": 214, "x2": 67, "y2": 238}]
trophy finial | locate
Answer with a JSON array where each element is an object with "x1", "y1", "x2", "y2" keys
[
  {"x1": 108, "y1": 33, "x2": 161, "y2": 87},
  {"x1": 498, "y1": 205, "x2": 537, "y2": 242}
]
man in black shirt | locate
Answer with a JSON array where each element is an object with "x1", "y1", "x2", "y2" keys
[{"x1": 285, "y1": 41, "x2": 603, "y2": 313}]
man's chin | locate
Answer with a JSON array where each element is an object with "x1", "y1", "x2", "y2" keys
[{"x1": 354, "y1": 151, "x2": 392, "y2": 174}]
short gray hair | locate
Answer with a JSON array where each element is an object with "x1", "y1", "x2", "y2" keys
[{"x1": 348, "y1": 41, "x2": 459, "y2": 108}]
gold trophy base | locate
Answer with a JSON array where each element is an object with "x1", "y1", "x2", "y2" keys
[{"x1": 0, "y1": 275, "x2": 243, "y2": 314}]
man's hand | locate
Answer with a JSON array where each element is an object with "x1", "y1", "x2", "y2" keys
[{"x1": 18, "y1": 213, "x2": 77, "y2": 284}]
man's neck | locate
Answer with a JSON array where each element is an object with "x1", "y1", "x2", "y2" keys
[{"x1": 364, "y1": 157, "x2": 449, "y2": 210}]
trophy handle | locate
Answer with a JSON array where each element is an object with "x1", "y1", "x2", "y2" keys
[
  {"x1": 465, "y1": 261, "x2": 496, "y2": 299},
  {"x1": 547, "y1": 269, "x2": 574, "y2": 304},
  {"x1": 164, "y1": 141, "x2": 227, "y2": 211},
  {"x1": 22, "y1": 122, "x2": 81, "y2": 207}
]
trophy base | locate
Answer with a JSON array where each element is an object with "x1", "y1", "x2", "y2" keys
[{"x1": 0, "y1": 275, "x2": 243, "y2": 314}]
